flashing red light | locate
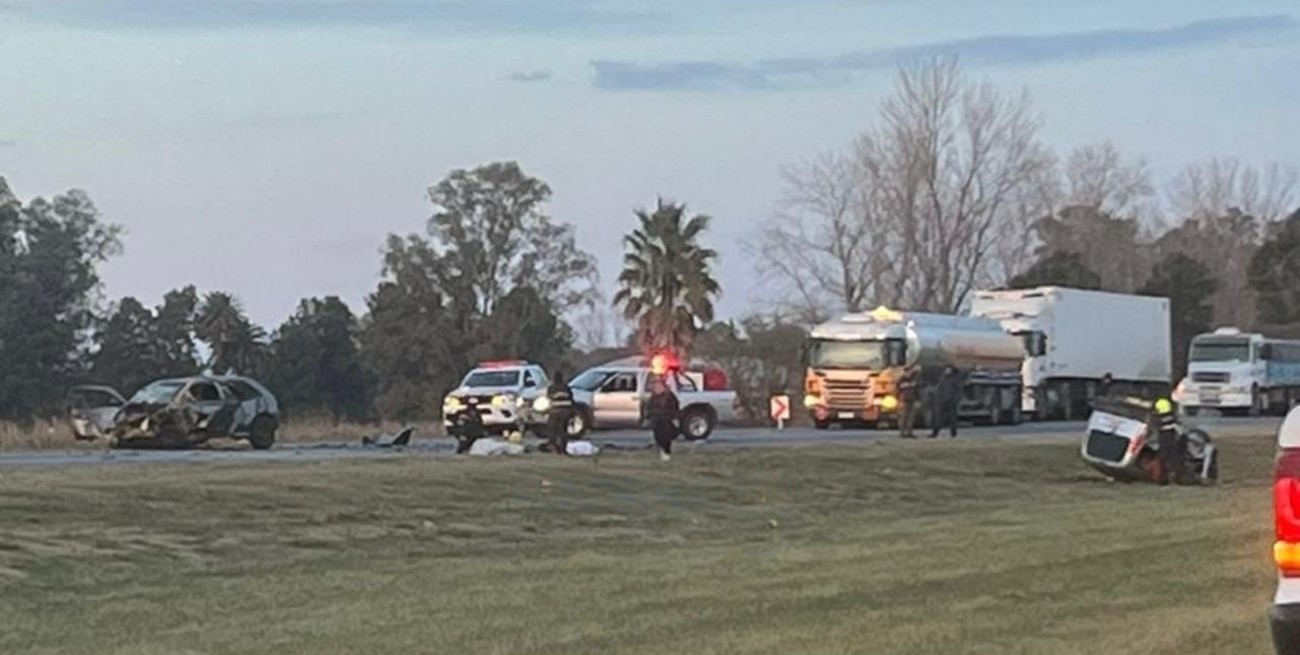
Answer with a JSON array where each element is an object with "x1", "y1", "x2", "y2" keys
[
  {"x1": 649, "y1": 353, "x2": 679, "y2": 376},
  {"x1": 479, "y1": 360, "x2": 527, "y2": 369}
]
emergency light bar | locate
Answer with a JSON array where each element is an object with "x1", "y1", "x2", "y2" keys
[{"x1": 478, "y1": 360, "x2": 527, "y2": 369}]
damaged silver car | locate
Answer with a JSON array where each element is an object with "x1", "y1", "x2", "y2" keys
[{"x1": 71, "y1": 375, "x2": 280, "y2": 449}]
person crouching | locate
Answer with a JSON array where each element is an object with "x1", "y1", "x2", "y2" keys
[{"x1": 645, "y1": 375, "x2": 680, "y2": 462}]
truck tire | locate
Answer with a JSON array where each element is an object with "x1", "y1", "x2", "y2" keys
[
  {"x1": 814, "y1": 419, "x2": 830, "y2": 430},
  {"x1": 566, "y1": 408, "x2": 591, "y2": 438},
  {"x1": 1251, "y1": 385, "x2": 1263, "y2": 417},
  {"x1": 248, "y1": 415, "x2": 277, "y2": 450},
  {"x1": 681, "y1": 407, "x2": 715, "y2": 441}
]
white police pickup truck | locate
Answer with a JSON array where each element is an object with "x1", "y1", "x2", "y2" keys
[
  {"x1": 441, "y1": 361, "x2": 550, "y2": 435},
  {"x1": 564, "y1": 364, "x2": 738, "y2": 440}
]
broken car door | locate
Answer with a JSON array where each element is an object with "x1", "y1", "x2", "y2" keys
[{"x1": 185, "y1": 380, "x2": 238, "y2": 437}]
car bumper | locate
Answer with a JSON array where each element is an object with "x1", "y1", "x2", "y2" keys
[
  {"x1": 1182, "y1": 390, "x2": 1252, "y2": 408},
  {"x1": 1273, "y1": 603, "x2": 1300, "y2": 654}
]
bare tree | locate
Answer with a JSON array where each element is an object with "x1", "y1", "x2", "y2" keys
[
  {"x1": 1063, "y1": 141, "x2": 1154, "y2": 217},
  {"x1": 1168, "y1": 158, "x2": 1297, "y2": 223},
  {"x1": 752, "y1": 59, "x2": 1054, "y2": 316},
  {"x1": 1158, "y1": 159, "x2": 1299, "y2": 329},
  {"x1": 858, "y1": 58, "x2": 1054, "y2": 311},
  {"x1": 750, "y1": 151, "x2": 886, "y2": 321}
]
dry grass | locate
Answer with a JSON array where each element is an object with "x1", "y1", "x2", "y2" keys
[{"x1": 0, "y1": 433, "x2": 1280, "y2": 654}]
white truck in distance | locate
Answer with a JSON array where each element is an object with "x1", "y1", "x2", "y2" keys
[
  {"x1": 565, "y1": 365, "x2": 738, "y2": 440},
  {"x1": 970, "y1": 287, "x2": 1172, "y2": 420},
  {"x1": 1178, "y1": 329, "x2": 1300, "y2": 416}
]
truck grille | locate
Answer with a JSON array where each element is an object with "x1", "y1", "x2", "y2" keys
[
  {"x1": 1085, "y1": 431, "x2": 1130, "y2": 463},
  {"x1": 1192, "y1": 372, "x2": 1229, "y2": 383},
  {"x1": 822, "y1": 379, "x2": 872, "y2": 408}
]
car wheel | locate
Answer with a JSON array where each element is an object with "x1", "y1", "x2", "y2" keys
[
  {"x1": 248, "y1": 415, "x2": 277, "y2": 450},
  {"x1": 681, "y1": 408, "x2": 714, "y2": 441},
  {"x1": 566, "y1": 409, "x2": 590, "y2": 438}
]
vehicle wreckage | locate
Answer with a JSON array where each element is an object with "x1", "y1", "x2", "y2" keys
[{"x1": 69, "y1": 375, "x2": 281, "y2": 449}]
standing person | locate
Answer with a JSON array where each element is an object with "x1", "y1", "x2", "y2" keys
[
  {"x1": 645, "y1": 375, "x2": 681, "y2": 462},
  {"x1": 1153, "y1": 397, "x2": 1185, "y2": 485},
  {"x1": 1098, "y1": 373, "x2": 1114, "y2": 399},
  {"x1": 898, "y1": 365, "x2": 921, "y2": 439},
  {"x1": 929, "y1": 366, "x2": 962, "y2": 439},
  {"x1": 545, "y1": 370, "x2": 574, "y2": 456}
]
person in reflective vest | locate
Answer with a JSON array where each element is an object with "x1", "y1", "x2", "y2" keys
[{"x1": 1153, "y1": 397, "x2": 1185, "y2": 484}]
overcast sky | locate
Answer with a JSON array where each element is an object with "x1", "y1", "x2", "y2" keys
[{"x1": 2, "y1": 0, "x2": 1298, "y2": 330}]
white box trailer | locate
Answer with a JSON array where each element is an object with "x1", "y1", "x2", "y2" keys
[{"x1": 970, "y1": 287, "x2": 1172, "y2": 420}]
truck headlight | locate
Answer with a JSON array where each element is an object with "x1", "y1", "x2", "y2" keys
[
  {"x1": 443, "y1": 396, "x2": 463, "y2": 412},
  {"x1": 803, "y1": 394, "x2": 824, "y2": 408},
  {"x1": 532, "y1": 396, "x2": 552, "y2": 412},
  {"x1": 879, "y1": 395, "x2": 899, "y2": 411}
]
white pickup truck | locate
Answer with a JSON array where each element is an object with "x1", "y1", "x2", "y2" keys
[{"x1": 564, "y1": 365, "x2": 738, "y2": 440}]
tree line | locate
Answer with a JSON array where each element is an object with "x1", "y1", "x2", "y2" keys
[
  {"x1": 751, "y1": 58, "x2": 1300, "y2": 378},
  {"x1": 4, "y1": 58, "x2": 1299, "y2": 424},
  {"x1": 0, "y1": 163, "x2": 732, "y2": 424}
]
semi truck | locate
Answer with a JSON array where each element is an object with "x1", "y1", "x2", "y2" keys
[
  {"x1": 1177, "y1": 328, "x2": 1300, "y2": 416},
  {"x1": 969, "y1": 287, "x2": 1172, "y2": 421},
  {"x1": 803, "y1": 306, "x2": 1025, "y2": 429}
]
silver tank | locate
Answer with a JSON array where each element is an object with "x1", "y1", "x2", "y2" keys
[{"x1": 813, "y1": 309, "x2": 1025, "y2": 372}]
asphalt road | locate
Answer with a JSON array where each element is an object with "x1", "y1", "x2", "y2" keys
[{"x1": 0, "y1": 415, "x2": 1280, "y2": 470}]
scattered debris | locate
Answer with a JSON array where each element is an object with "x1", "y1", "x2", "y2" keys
[{"x1": 361, "y1": 427, "x2": 414, "y2": 448}]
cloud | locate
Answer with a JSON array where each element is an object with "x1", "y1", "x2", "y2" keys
[
  {"x1": 0, "y1": 0, "x2": 666, "y2": 34},
  {"x1": 507, "y1": 70, "x2": 553, "y2": 83},
  {"x1": 592, "y1": 14, "x2": 1298, "y2": 91}
]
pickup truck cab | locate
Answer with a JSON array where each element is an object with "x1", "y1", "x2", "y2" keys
[
  {"x1": 442, "y1": 361, "x2": 549, "y2": 434},
  {"x1": 1274, "y1": 407, "x2": 1300, "y2": 653},
  {"x1": 566, "y1": 365, "x2": 737, "y2": 440}
]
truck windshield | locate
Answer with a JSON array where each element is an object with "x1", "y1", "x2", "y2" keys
[
  {"x1": 463, "y1": 370, "x2": 521, "y2": 388},
  {"x1": 1190, "y1": 341, "x2": 1251, "y2": 363},
  {"x1": 808, "y1": 339, "x2": 902, "y2": 369}
]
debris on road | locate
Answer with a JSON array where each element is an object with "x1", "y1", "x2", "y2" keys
[{"x1": 361, "y1": 427, "x2": 414, "y2": 448}]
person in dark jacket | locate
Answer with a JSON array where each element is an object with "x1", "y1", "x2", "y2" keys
[
  {"x1": 929, "y1": 366, "x2": 962, "y2": 439},
  {"x1": 1098, "y1": 373, "x2": 1114, "y2": 399},
  {"x1": 451, "y1": 397, "x2": 485, "y2": 455},
  {"x1": 898, "y1": 365, "x2": 921, "y2": 439},
  {"x1": 645, "y1": 375, "x2": 681, "y2": 461},
  {"x1": 545, "y1": 370, "x2": 575, "y2": 455},
  {"x1": 1153, "y1": 397, "x2": 1185, "y2": 485}
]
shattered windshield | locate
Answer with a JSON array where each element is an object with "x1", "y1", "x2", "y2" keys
[
  {"x1": 128, "y1": 380, "x2": 185, "y2": 404},
  {"x1": 463, "y1": 370, "x2": 521, "y2": 388}
]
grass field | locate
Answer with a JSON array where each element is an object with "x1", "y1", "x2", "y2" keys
[{"x1": 0, "y1": 434, "x2": 1279, "y2": 655}]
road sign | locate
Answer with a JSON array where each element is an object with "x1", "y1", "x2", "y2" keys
[{"x1": 770, "y1": 394, "x2": 791, "y2": 429}]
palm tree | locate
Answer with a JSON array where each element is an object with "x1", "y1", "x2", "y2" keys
[
  {"x1": 613, "y1": 199, "x2": 721, "y2": 358},
  {"x1": 195, "y1": 292, "x2": 268, "y2": 375}
]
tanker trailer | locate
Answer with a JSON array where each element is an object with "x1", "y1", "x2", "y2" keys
[{"x1": 803, "y1": 306, "x2": 1026, "y2": 429}]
